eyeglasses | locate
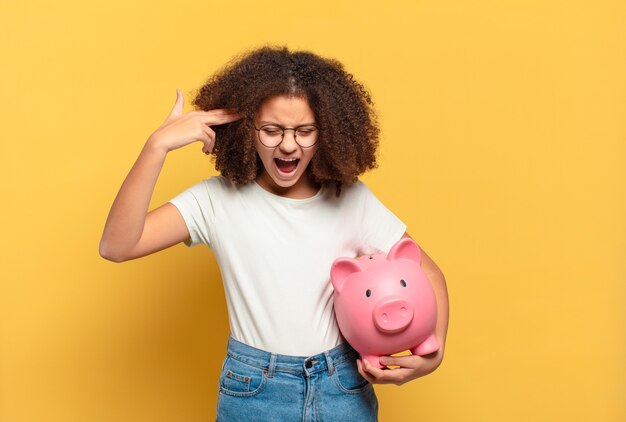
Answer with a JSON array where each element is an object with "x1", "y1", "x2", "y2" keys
[{"x1": 254, "y1": 124, "x2": 319, "y2": 148}]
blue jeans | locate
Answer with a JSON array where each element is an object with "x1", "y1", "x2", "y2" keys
[{"x1": 216, "y1": 336, "x2": 378, "y2": 421}]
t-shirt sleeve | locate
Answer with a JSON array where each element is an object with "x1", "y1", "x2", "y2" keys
[
  {"x1": 168, "y1": 179, "x2": 215, "y2": 248},
  {"x1": 357, "y1": 182, "x2": 407, "y2": 254}
]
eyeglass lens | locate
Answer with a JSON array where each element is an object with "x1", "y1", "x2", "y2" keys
[{"x1": 257, "y1": 124, "x2": 318, "y2": 148}]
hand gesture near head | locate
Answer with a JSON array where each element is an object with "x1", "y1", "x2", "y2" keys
[
  {"x1": 100, "y1": 89, "x2": 242, "y2": 263},
  {"x1": 148, "y1": 88, "x2": 242, "y2": 155}
]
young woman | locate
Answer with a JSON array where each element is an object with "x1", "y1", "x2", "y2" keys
[{"x1": 100, "y1": 46, "x2": 449, "y2": 421}]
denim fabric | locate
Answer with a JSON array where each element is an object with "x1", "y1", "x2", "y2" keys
[{"x1": 216, "y1": 336, "x2": 378, "y2": 421}]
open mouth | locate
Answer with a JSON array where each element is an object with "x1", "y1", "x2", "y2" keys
[{"x1": 274, "y1": 158, "x2": 300, "y2": 175}]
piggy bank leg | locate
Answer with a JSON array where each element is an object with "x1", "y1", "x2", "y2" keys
[
  {"x1": 411, "y1": 334, "x2": 440, "y2": 356},
  {"x1": 362, "y1": 354, "x2": 385, "y2": 369}
]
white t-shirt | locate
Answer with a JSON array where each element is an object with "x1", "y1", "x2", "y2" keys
[{"x1": 169, "y1": 176, "x2": 407, "y2": 356}]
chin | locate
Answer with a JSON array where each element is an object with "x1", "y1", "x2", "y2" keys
[{"x1": 269, "y1": 173, "x2": 301, "y2": 189}]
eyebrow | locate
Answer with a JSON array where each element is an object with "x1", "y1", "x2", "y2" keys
[{"x1": 259, "y1": 120, "x2": 317, "y2": 126}]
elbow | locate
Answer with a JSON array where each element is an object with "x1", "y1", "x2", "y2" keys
[{"x1": 99, "y1": 240, "x2": 128, "y2": 263}]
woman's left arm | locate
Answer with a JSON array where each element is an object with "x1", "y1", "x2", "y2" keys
[{"x1": 357, "y1": 232, "x2": 449, "y2": 385}]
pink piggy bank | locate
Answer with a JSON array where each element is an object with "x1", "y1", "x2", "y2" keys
[{"x1": 331, "y1": 238, "x2": 439, "y2": 368}]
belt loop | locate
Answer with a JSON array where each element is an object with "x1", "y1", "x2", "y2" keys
[
  {"x1": 324, "y1": 350, "x2": 335, "y2": 376},
  {"x1": 267, "y1": 353, "x2": 277, "y2": 378}
]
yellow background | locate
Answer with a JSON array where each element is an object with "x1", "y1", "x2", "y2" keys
[{"x1": 1, "y1": 0, "x2": 624, "y2": 421}]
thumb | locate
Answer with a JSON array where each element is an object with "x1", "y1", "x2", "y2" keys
[{"x1": 167, "y1": 88, "x2": 184, "y2": 119}]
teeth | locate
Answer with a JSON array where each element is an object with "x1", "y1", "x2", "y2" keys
[{"x1": 276, "y1": 158, "x2": 298, "y2": 161}]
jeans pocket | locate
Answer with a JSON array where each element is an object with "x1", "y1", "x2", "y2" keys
[
  {"x1": 332, "y1": 358, "x2": 371, "y2": 394},
  {"x1": 219, "y1": 356, "x2": 267, "y2": 397}
]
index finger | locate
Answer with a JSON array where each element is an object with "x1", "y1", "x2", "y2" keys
[
  {"x1": 379, "y1": 354, "x2": 423, "y2": 369},
  {"x1": 199, "y1": 109, "x2": 244, "y2": 125},
  {"x1": 356, "y1": 359, "x2": 376, "y2": 384}
]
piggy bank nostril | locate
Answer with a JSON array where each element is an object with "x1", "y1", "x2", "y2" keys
[
  {"x1": 400, "y1": 307, "x2": 407, "y2": 317},
  {"x1": 381, "y1": 313, "x2": 388, "y2": 322}
]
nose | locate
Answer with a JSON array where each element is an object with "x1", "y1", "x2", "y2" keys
[
  {"x1": 373, "y1": 298, "x2": 414, "y2": 334},
  {"x1": 278, "y1": 129, "x2": 298, "y2": 153}
]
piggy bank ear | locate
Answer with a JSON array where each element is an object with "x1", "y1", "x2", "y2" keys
[
  {"x1": 387, "y1": 237, "x2": 422, "y2": 265},
  {"x1": 331, "y1": 259, "x2": 364, "y2": 293}
]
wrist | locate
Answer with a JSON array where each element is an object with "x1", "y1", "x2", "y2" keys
[{"x1": 145, "y1": 134, "x2": 170, "y2": 156}]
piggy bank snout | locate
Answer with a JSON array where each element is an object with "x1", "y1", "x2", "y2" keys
[{"x1": 373, "y1": 298, "x2": 414, "y2": 334}]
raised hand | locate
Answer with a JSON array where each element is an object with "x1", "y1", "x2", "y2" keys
[
  {"x1": 99, "y1": 89, "x2": 242, "y2": 262},
  {"x1": 148, "y1": 88, "x2": 242, "y2": 155}
]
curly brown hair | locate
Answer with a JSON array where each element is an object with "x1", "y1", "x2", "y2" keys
[{"x1": 192, "y1": 45, "x2": 380, "y2": 196}]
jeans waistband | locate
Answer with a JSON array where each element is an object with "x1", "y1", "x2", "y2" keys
[{"x1": 225, "y1": 336, "x2": 359, "y2": 378}]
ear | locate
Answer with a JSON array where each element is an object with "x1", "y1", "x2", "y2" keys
[
  {"x1": 387, "y1": 237, "x2": 422, "y2": 265},
  {"x1": 331, "y1": 258, "x2": 364, "y2": 293}
]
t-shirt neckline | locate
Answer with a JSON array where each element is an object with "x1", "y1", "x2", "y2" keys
[{"x1": 252, "y1": 180, "x2": 325, "y2": 203}]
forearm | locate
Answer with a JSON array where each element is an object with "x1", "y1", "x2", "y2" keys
[
  {"x1": 429, "y1": 269, "x2": 449, "y2": 353},
  {"x1": 400, "y1": 233, "x2": 450, "y2": 353},
  {"x1": 99, "y1": 138, "x2": 167, "y2": 261}
]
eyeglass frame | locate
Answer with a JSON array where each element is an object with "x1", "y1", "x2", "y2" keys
[{"x1": 253, "y1": 123, "x2": 320, "y2": 148}]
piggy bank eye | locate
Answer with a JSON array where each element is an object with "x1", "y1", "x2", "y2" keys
[
  {"x1": 365, "y1": 289, "x2": 372, "y2": 297},
  {"x1": 400, "y1": 279, "x2": 407, "y2": 287}
]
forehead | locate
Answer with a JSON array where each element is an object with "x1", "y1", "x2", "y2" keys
[{"x1": 256, "y1": 95, "x2": 315, "y2": 124}]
